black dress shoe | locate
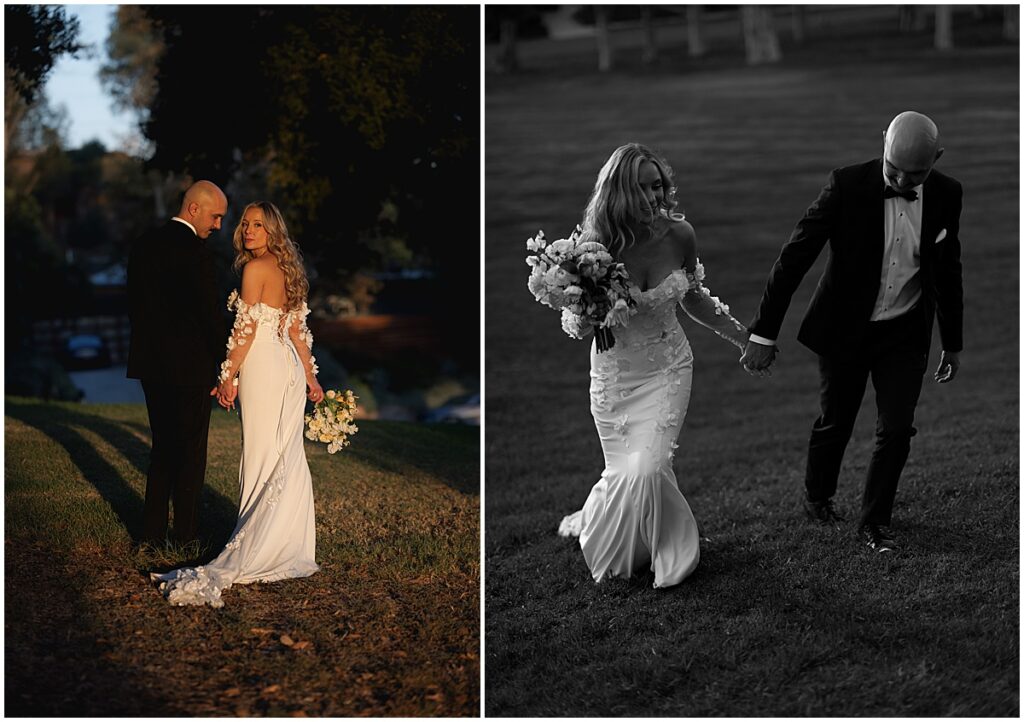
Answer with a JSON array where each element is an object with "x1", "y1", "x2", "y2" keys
[
  {"x1": 803, "y1": 497, "x2": 845, "y2": 525},
  {"x1": 859, "y1": 524, "x2": 896, "y2": 553}
]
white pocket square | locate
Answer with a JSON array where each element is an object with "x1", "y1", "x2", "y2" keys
[{"x1": 935, "y1": 228, "x2": 947, "y2": 243}]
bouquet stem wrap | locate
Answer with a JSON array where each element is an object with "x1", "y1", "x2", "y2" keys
[{"x1": 594, "y1": 327, "x2": 615, "y2": 353}]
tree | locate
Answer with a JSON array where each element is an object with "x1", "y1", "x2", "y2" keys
[
  {"x1": 101, "y1": 5, "x2": 196, "y2": 220},
  {"x1": 100, "y1": 5, "x2": 163, "y2": 116},
  {"x1": 934, "y1": 6, "x2": 953, "y2": 50},
  {"x1": 641, "y1": 8, "x2": 657, "y2": 65},
  {"x1": 4, "y1": 5, "x2": 83, "y2": 104},
  {"x1": 686, "y1": 6, "x2": 707, "y2": 58},
  {"x1": 595, "y1": 6, "x2": 612, "y2": 72},
  {"x1": 4, "y1": 5, "x2": 87, "y2": 366},
  {"x1": 7, "y1": 88, "x2": 69, "y2": 157},
  {"x1": 741, "y1": 6, "x2": 782, "y2": 65},
  {"x1": 791, "y1": 5, "x2": 806, "y2": 45},
  {"x1": 899, "y1": 6, "x2": 927, "y2": 33},
  {"x1": 4, "y1": 5, "x2": 82, "y2": 155},
  {"x1": 131, "y1": 6, "x2": 478, "y2": 363},
  {"x1": 489, "y1": 6, "x2": 523, "y2": 73},
  {"x1": 1005, "y1": 5, "x2": 1020, "y2": 41}
]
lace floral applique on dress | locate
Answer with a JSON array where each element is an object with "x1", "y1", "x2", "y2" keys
[
  {"x1": 151, "y1": 289, "x2": 321, "y2": 608},
  {"x1": 639, "y1": 268, "x2": 691, "y2": 306},
  {"x1": 264, "y1": 456, "x2": 287, "y2": 509},
  {"x1": 284, "y1": 302, "x2": 319, "y2": 380},
  {"x1": 156, "y1": 566, "x2": 225, "y2": 608},
  {"x1": 678, "y1": 262, "x2": 747, "y2": 349},
  {"x1": 224, "y1": 529, "x2": 246, "y2": 551},
  {"x1": 220, "y1": 290, "x2": 263, "y2": 385},
  {"x1": 563, "y1": 257, "x2": 746, "y2": 589}
]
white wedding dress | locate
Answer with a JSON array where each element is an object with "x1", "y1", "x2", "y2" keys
[
  {"x1": 152, "y1": 292, "x2": 319, "y2": 607},
  {"x1": 558, "y1": 263, "x2": 746, "y2": 588}
]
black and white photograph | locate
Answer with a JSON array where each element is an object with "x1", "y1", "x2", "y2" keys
[
  {"x1": 5, "y1": 4, "x2": 479, "y2": 716},
  {"x1": 484, "y1": 5, "x2": 1018, "y2": 716}
]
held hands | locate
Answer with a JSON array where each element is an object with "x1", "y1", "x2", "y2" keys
[
  {"x1": 739, "y1": 338, "x2": 778, "y2": 378},
  {"x1": 934, "y1": 350, "x2": 960, "y2": 384},
  {"x1": 210, "y1": 374, "x2": 325, "y2": 410},
  {"x1": 213, "y1": 378, "x2": 238, "y2": 410}
]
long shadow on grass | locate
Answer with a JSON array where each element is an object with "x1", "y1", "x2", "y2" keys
[
  {"x1": 5, "y1": 539, "x2": 181, "y2": 715},
  {"x1": 344, "y1": 421, "x2": 479, "y2": 496},
  {"x1": 6, "y1": 398, "x2": 238, "y2": 551},
  {"x1": 118, "y1": 418, "x2": 241, "y2": 555}
]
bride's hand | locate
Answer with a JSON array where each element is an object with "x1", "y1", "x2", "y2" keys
[
  {"x1": 307, "y1": 376, "x2": 324, "y2": 404},
  {"x1": 216, "y1": 378, "x2": 238, "y2": 409}
]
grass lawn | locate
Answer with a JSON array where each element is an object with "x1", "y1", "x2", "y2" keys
[
  {"x1": 5, "y1": 397, "x2": 479, "y2": 716},
  {"x1": 484, "y1": 14, "x2": 1018, "y2": 717}
]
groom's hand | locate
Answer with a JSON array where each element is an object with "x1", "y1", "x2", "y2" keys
[
  {"x1": 740, "y1": 339, "x2": 777, "y2": 377},
  {"x1": 214, "y1": 379, "x2": 238, "y2": 409},
  {"x1": 934, "y1": 350, "x2": 960, "y2": 383}
]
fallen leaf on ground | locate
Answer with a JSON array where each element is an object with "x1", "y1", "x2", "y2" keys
[{"x1": 280, "y1": 634, "x2": 295, "y2": 646}]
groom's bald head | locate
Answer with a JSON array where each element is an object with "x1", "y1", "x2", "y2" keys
[
  {"x1": 882, "y1": 111, "x2": 944, "y2": 191},
  {"x1": 177, "y1": 180, "x2": 228, "y2": 239}
]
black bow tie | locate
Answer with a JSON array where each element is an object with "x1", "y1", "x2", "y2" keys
[{"x1": 883, "y1": 185, "x2": 918, "y2": 201}]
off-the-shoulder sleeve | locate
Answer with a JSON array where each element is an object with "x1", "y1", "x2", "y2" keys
[
  {"x1": 678, "y1": 261, "x2": 748, "y2": 350},
  {"x1": 286, "y1": 302, "x2": 319, "y2": 381},
  {"x1": 218, "y1": 290, "x2": 259, "y2": 385}
]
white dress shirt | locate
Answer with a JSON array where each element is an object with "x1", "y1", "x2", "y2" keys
[
  {"x1": 870, "y1": 182, "x2": 923, "y2": 320},
  {"x1": 750, "y1": 175, "x2": 924, "y2": 346},
  {"x1": 171, "y1": 216, "x2": 198, "y2": 236}
]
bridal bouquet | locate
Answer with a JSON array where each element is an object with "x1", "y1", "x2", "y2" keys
[
  {"x1": 526, "y1": 226, "x2": 637, "y2": 352},
  {"x1": 305, "y1": 389, "x2": 359, "y2": 454}
]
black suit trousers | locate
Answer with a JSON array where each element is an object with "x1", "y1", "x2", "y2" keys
[
  {"x1": 141, "y1": 381, "x2": 213, "y2": 543},
  {"x1": 804, "y1": 306, "x2": 929, "y2": 526}
]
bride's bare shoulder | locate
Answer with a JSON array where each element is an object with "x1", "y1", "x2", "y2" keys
[{"x1": 662, "y1": 216, "x2": 696, "y2": 263}]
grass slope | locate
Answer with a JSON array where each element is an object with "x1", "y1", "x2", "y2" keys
[
  {"x1": 5, "y1": 396, "x2": 479, "y2": 716},
  {"x1": 484, "y1": 19, "x2": 1018, "y2": 718}
]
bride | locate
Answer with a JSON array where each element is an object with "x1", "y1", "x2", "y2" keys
[
  {"x1": 152, "y1": 201, "x2": 324, "y2": 607},
  {"x1": 557, "y1": 143, "x2": 750, "y2": 588}
]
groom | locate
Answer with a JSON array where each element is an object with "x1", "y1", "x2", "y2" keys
[
  {"x1": 127, "y1": 180, "x2": 228, "y2": 546},
  {"x1": 741, "y1": 111, "x2": 964, "y2": 553}
]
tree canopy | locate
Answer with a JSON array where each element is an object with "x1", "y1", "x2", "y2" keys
[
  {"x1": 4, "y1": 5, "x2": 83, "y2": 104},
  {"x1": 110, "y1": 6, "x2": 479, "y2": 361},
  {"x1": 123, "y1": 7, "x2": 477, "y2": 280}
]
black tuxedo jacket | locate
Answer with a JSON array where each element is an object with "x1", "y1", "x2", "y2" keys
[
  {"x1": 749, "y1": 158, "x2": 964, "y2": 358},
  {"x1": 127, "y1": 220, "x2": 226, "y2": 385}
]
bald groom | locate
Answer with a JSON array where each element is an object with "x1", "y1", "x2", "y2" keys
[
  {"x1": 741, "y1": 111, "x2": 964, "y2": 554},
  {"x1": 127, "y1": 180, "x2": 229, "y2": 546}
]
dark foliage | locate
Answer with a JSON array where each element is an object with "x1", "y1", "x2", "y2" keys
[
  {"x1": 137, "y1": 6, "x2": 479, "y2": 365},
  {"x1": 4, "y1": 5, "x2": 84, "y2": 103}
]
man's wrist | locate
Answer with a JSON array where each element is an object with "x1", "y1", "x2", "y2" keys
[{"x1": 749, "y1": 333, "x2": 776, "y2": 346}]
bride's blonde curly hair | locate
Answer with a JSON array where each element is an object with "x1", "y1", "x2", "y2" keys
[
  {"x1": 232, "y1": 201, "x2": 310, "y2": 311},
  {"x1": 581, "y1": 143, "x2": 683, "y2": 259}
]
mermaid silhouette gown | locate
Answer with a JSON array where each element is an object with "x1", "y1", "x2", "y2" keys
[
  {"x1": 558, "y1": 262, "x2": 746, "y2": 588},
  {"x1": 152, "y1": 291, "x2": 320, "y2": 607}
]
